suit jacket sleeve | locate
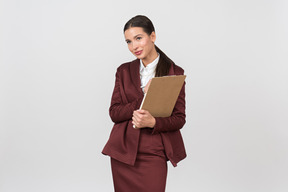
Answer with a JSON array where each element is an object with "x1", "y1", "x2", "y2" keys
[
  {"x1": 109, "y1": 68, "x2": 143, "y2": 123},
  {"x1": 152, "y1": 67, "x2": 186, "y2": 133}
]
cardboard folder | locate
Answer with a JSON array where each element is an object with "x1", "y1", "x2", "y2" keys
[{"x1": 139, "y1": 75, "x2": 186, "y2": 117}]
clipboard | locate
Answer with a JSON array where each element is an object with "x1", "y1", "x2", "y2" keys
[{"x1": 139, "y1": 75, "x2": 186, "y2": 117}]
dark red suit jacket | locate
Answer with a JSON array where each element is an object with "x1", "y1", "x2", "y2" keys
[{"x1": 102, "y1": 59, "x2": 186, "y2": 167}]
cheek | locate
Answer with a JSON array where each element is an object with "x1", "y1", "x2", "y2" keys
[
  {"x1": 139, "y1": 41, "x2": 148, "y2": 49},
  {"x1": 128, "y1": 44, "x2": 133, "y2": 52},
  {"x1": 143, "y1": 41, "x2": 154, "y2": 53}
]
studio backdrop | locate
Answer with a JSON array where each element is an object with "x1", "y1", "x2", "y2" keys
[{"x1": 0, "y1": 0, "x2": 287, "y2": 192}]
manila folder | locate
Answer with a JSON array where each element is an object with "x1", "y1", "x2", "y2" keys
[{"x1": 140, "y1": 75, "x2": 186, "y2": 117}]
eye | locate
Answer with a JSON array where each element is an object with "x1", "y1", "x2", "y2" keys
[
  {"x1": 136, "y1": 37, "x2": 142, "y2": 40},
  {"x1": 126, "y1": 40, "x2": 131, "y2": 44}
]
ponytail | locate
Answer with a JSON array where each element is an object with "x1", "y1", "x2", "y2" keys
[{"x1": 155, "y1": 45, "x2": 173, "y2": 77}]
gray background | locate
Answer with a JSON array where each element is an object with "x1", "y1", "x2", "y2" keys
[{"x1": 1, "y1": 0, "x2": 287, "y2": 191}]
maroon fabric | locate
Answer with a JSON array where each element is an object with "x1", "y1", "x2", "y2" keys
[
  {"x1": 111, "y1": 128, "x2": 167, "y2": 192},
  {"x1": 102, "y1": 59, "x2": 186, "y2": 167}
]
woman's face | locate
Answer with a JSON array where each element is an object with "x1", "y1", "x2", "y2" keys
[{"x1": 124, "y1": 27, "x2": 156, "y2": 64}]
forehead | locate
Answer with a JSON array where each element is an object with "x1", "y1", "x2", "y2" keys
[{"x1": 124, "y1": 27, "x2": 146, "y2": 39}]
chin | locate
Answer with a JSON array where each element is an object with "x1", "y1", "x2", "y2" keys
[{"x1": 135, "y1": 55, "x2": 144, "y2": 60}]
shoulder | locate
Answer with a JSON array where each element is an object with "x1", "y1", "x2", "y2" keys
[
  {"x1": 172, "y1": 63, "x2": 185, "y2": 75},
  {"x1": 117, "y1": 62, "x2": 130, "y2": 72},
  {"x1": 116, "y1": 59, "x2": 139, "y2": 73}
]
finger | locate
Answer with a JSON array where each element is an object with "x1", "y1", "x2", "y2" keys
[
  {"x1": 132, "y1": 121, "x2": 138, "y2": 129},
  {"x1": 134, "y1": 110, "x2": 146, "y2": 115},
  {"x1": 143, "y1": 110, "x2": 152, "y2": 117},
  {"x1": 146, "y1": 79, "x2": 151, "y2": 86},
  {"x1": 133, "y1": 120, "x2": 141, "y2": 129},
  {"x1": 133, "y1": 111, "x2": 141, "y2": 120},
  {"x1": 136, "y1": 109, "x2": 147, "y2": 114},
  {"x1": 134, "y1": 112, "x2": 145, "y2": 120},
  {"x1": 133, "y1": 116, "x2": 143, "y2": 127},
  {"x1": 132, "y1": 118, "x2": 137, "y2": 126},
  {"x1": 146, "y1": 79, "x2": 152, "y2": 88},
  {"x1": 132, "y1": 116, "x2": 138, "y2": 124},
  {"x1": 141, "y1": 110, "x2": 153, "y2": 118},
  {"x1": 137, "y1": 110, "x2": 150, "y2": 119},
  {"x1": 133, "y1": 113, "x2": 140, "y2": 120}
]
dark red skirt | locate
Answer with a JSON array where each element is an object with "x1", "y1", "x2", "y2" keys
[{"x1": 111, "y1": 129, "x2": 168, "y2": 192}]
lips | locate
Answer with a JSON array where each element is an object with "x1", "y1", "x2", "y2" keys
[{"x1": 135, "y1": 50, "x2": 143, "y2": 56}]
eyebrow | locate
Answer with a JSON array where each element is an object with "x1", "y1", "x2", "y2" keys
[
  {"x1": 134, "y1": 34, "x2": 143, "y2": 38},
  {"x1": 125, "y1": 34, "x2": 144, "y2": 42}
]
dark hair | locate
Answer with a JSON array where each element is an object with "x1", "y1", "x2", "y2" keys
[{"x1": 124, "y1": 15, "x2": 173, "y2": 77}]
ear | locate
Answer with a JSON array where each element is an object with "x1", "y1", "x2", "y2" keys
[{"x1": 150, "y1": 31, "x2": 156, "y2": 43}]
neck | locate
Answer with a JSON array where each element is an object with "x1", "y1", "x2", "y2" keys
[{"x1": 142, "y1": 48, "x2": 158, "y2": 67}]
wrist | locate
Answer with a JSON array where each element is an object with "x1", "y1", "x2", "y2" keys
[{"x1": 150, "y1": 117, "x2": 156, "y2": 128}]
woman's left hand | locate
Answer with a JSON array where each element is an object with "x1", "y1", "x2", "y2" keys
[
  {"x1": 144, "y1": 79, "x2": 152, "y2": 94},
  {"x1": 132, "y1": 109, "x2": 156, "y2": 129}
]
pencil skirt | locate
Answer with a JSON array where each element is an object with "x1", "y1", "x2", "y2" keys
[{"x1": 111, "y1": 129, "x2": 168, "y2": 192}]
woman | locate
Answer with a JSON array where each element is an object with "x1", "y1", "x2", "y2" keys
[{"x1": 102, "y1": 15, "x2": 186, "y2": 192}]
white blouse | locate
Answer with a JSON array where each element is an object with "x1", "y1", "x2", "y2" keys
[{"x1": 139, "y1": 54, "x2": 160, "y2": 93}]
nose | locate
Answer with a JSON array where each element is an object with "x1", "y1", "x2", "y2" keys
[{"x1": 132, "y1": 41, "x2": 139, "y2": 50}]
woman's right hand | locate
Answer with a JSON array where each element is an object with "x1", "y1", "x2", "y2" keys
[{"x1": 132, "y1": 109, "x2": 156, "y2": 129}]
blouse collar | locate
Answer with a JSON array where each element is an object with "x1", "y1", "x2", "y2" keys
[{"x1": 139, "y1": 53, "x2": 160, "y2": 73}]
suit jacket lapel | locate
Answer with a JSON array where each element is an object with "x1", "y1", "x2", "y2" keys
[
  {"x1": 129, "y1": 59, "x2": 143, "y2": 96},
  {"x1": 168, "y1": 63, "x2": 175, "y2": 75}
]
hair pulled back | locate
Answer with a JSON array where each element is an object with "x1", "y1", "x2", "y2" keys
[{"x1": 124, "y1": 15, "x2": 173, "y2": 77}]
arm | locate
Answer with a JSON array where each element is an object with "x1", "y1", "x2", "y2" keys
[
  {"x1": 109, "y1": 70, "x2": 144, "y2": 123},
  {"x1": 152, "y1": 81, "x2": 186, "y2": 133}
]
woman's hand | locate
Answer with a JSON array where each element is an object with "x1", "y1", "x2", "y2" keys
[
  {"x1": 132, "y1": 109, "x2": 156, "y2": 129},
  {"x1": 144, "y1": 79, "x2": 152, "y2": 94}
]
